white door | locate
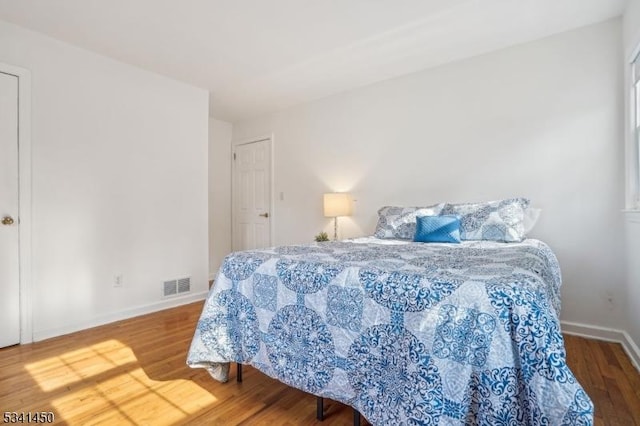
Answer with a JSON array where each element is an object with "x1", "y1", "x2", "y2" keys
[
  {"x1": 233, "y1": 139, "x2": 271, "y2": 251},
  {"x1": 0, "y1": 71, "x2": 20, "y2": 348}
]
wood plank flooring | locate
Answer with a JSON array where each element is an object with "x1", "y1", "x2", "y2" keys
[{"x1": 0, "y1": 301, "x2": 638, "y2": 425}]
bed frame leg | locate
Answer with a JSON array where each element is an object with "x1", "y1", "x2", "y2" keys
[
  {"x1": 353, "y1": 408, "x2": 360, "y2": 425},
  {"x1": 316, "y1": 397, "x2": 324, "y2": 421},
  {"x1": 236, "y1": 363, "x2": 242, "y2": 383}
]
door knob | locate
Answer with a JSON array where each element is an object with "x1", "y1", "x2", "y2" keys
[
  {"x1": 1, "y1": 216, "x2": 15, "y2": 225},
  {"x1": 259, "y1": 212, "x2": 269, "y2": 218}
]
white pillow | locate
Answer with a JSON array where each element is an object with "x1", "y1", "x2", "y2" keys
[{"x1": 523, "y1": 207, "x2": 541, "y2": 236}]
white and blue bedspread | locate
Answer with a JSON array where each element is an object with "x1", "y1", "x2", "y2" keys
[{"x1": 187, "y1": 237, "x2": 593, "y2": 425}]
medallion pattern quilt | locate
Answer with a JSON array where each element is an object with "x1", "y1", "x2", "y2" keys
[{"x1": 187, "y1": 237, "x2": 592, "y2": 425}]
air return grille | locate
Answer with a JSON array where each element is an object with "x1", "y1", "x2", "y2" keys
[
  {"x1": 163, "y1": 277, "x2": 191, "y2": 297},
  {"x1": 177, "y1": 277, "x2": 191, "y2": 293}
]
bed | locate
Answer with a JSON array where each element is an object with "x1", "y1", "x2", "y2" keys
[{"x1": 187, "y1": 199, "x2": 593, "y2": 425}]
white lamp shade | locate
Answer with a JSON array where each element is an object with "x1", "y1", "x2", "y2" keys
[{"x1": 324, "y1": 193, "x2": 352, "y2": 217}]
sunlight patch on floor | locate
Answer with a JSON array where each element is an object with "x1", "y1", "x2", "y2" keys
[
  {"x1": 23, "y1": 339, "x2": 218, "y2": 425},
  {"x1": 24, "y1": 339, "x2": 137, "y2": 392}
]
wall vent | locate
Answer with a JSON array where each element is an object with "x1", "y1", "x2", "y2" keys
[{"x1": 163, "y1": 277, "x2": 191, "y2": 297}]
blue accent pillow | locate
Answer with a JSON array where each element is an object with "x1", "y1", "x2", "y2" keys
[{"x1": 414, "y1": 215, "x2": 461, "y2": 243}]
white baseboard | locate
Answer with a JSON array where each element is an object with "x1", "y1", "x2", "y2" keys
[
  {"x1": 561, "y1": 321, "x2": 640, "y2": 373},
  {"x1": 33, "y1": 291, "x2": 209, "y2": 342}
]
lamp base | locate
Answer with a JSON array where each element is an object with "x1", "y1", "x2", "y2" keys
[{"x1": 333, "y1": 217, "x2": 338, "y2": 241}]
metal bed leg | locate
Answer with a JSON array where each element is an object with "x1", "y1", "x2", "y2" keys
[
  {"x1": 236, "y1": 363, "x2": 242, "y2": 382},
  {"x1": 316, "y1": 397, "x2": 324, "y2": 421},
  {"x1": 353, "y1": 408, "x2": 360, "y2": 426}
]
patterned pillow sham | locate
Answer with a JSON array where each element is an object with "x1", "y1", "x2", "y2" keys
[
  {"x1": 440, "y1": 198, "x2": 530, "y2": 242},
  {"x1": 374, "y1": 203, "x2": 444, "y2": 239}
]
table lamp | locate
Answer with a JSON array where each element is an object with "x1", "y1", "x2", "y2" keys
[{"x1": 323, "y1": 192, "x2": 352, "y2": 240}]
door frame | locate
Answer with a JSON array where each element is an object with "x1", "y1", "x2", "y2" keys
[
  {"x1": 231, "y1": 135, "x2": 274, "y2": 251},
  {"x1": 0, "y1": 62, "x2": 33, "y2": 344}
]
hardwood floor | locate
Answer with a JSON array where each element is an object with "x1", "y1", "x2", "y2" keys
[
  {"x1": 0, "y1": 301, "x2": 638, "y2": 425},
  {"x1": 564, "y1": 334, "x2": 640, "y2": 425}
]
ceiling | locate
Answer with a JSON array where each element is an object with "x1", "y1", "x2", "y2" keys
[{"x1": 0, "y1": 0, "x2": 627, "y2": 122}]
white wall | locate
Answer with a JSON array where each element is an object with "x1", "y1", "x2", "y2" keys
[
  {"x1": 0, "y1": 20, "x2": 210, "y2": 340},
  {"x1": 624, "y1": 0, "x2": 640, "y2": 52},
  {"x1": 232, "y1": 20, "x2": 627, "y2": 333},
  {"x1": 623, "y1": 0, "x2": 640, "y2": 362},
  {"x1": 209, "y1": 118, "x2": 232, "y2": 278}
]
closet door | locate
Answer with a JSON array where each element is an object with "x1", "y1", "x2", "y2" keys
[{"x1": 0, "y1": 71, "x2": 20, "y2": 348}]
